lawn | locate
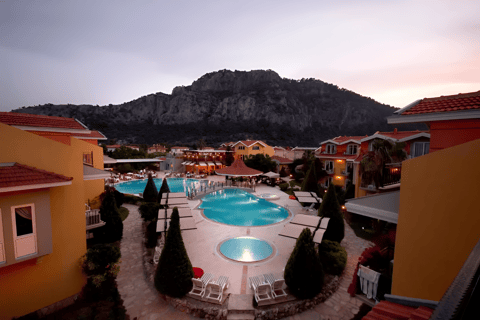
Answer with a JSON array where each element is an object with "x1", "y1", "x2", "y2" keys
[{"x1": 119, "y1": 207, "x2": 129, "y2": 221}]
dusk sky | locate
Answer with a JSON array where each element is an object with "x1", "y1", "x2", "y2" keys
[{"x1": 1, "y1": 0, "x2": 479, "y2": 112}]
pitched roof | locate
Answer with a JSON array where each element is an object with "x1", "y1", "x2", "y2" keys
[
  {"x1": 320, "y1": 135, "x2": 366, "y2": 145},
  {"x1": 215, "y1": 158, "x2": 263, "y2": 177},
  {"x1": 72, "y1": 130, "x2": 107, "y2": 140},
  {"x1": 0, "y1": 163, "x2": 73, "y2": 193},
  {"x1": 361, "y1": 130, "x2": 430, "y2": 142},
  {"x1": 0, "y1": 112, "x2": 87, "y2": 130},
  {"x1": 233, "y1": 140, "x2": 268, "y2": 147},
  {"x1": 271, "y1": 156, "x2": 293, "y2": 164},
  {"x1": 402, "y1": 90, "x2": 480, "y2": 115}
]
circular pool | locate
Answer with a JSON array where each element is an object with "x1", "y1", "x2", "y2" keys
[
  {"x1": 219, "y1": 237, "x2": 273, "y2": 262},
  {"x1": 258, "y1": 193, "x2": 280, "y2": 200},
  {"x1": 199, "y1": 189, "x2": 289, "y2": 226}
]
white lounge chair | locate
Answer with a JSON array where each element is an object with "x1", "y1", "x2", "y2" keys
[
  {"x1": 153, "y1": 246, "x2": 162, "y2": 265},
  {"x1": 249, "y1": 275, "x2": 272, "y2": 303},
  {"x1": 264, "y1": 273, "x2": 287, "y2": 299},
  {"x1": 205, "y1": 276, "x2": 229, "y2": 302},
  {"x1": 189, "y1": 273, "x2": 214, "y2": 298}
]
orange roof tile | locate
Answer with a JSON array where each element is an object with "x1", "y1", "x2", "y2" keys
[
  {"x1": 331, "y1": 136, "x2": 365, "y2": 143},
  {"x1": 215, "y1": 158, "x2": 263, "y2": 176},
  {"x1": 0, "y1": 112, "x2": 87, "y2": 130},
  {"x1": 0, "y1": 163, "x2": 73, "y2": 190},
  {"x1": 403, "y1": 90, "x2": 480, "y2": 115}
]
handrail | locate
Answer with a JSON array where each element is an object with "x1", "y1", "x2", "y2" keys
[{"x1": 187, "y1": 180, "x2": 256, "y2": 199}]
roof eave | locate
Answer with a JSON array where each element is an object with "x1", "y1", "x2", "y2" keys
[
  {"x1": 388, "y1": 110, "x2": 480, "y2": 124},
  {"x1": 0, "y1": 181, "x2": 73, "y2": 193}
]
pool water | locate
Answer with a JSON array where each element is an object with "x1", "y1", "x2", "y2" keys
[
  {"x1": 115, "y1": 178, "x2": 206, "y2": 194},
  {"x1": 220, "y1": 237, "x2": 273, "y2": 262},
  {"x1": 199, "y1": 189, "x2": 289, "y2": 226}
]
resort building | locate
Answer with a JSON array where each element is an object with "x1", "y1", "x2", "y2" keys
[
  {"x1": 291, "y1": 147, "x2": 318, "y2": 160},
  {"x1": 106, "y1": 144, "x2": 139, "y2": 152},
  {"x1": 148, "y1": 144, "x2": 166, "y2": 154},
  {"x1": 229, "y1": 140, "x2": 275, "y2": 159},
  {"x1": 181, "y1": 150, "x2": 230, "y2": 175},
  {"x1": 353, "y1": 129, "x2": 430, "y2": 198},
  {"x1": 170, "y1": 146, "x2": 189, "y2": 156},
  {"x1": 0, "y1": 112, "x2": 109, "y2": 319},
  {"x1": 316, "y1": 136, "x2": 364, "y2": 189},
  {"x1": 271, "y1": 156, "x2": 293, "y2": 175}
]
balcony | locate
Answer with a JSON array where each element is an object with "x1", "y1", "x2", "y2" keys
[
  {"x1": 86, "y1": 209, "x2": 105, "y2": 231},
  {"x1": 360, "y1": 166, "x2": 401, "y2": 191}
]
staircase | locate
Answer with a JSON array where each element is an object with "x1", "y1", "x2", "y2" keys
[
  {"x1": 226, "y1": 294, "x2": 255, "y2": 320},
  {"x1": 362, "y1": 301, "x2": 434, "y2": 320}
]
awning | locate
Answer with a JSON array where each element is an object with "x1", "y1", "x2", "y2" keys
[
  {"x1": 207, "y1": 162, "x2": 215, "y2": 166},
  {"x1": 278, "y1": 224, "x2": 325, "y2": 244},
  {"x1": 345, "y1": 191, "x2": 399, "y2": 224},
  {"x1": 263, "y1": 171, "x2": 280, "y2": 178},
  {"x1": 198, "y1": 162, "x2": 208, "y2": 166},
  {"x1": 156, "y1": 217, "x2": 197, "y2": 232},
  {"x1": 103, "y1": 155, "x2": 117, "y2": 164},
  {"x1": 157, "y1": 208, "x2": 192, "y2": 219},
  {"x1": 83, "y1": 165, "x2": 111, "y2": 181},
  {"x1": 181, "y1": 162, "x2": 187, "y2": 165}
]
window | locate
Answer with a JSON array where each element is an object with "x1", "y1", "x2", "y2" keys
[
  {"x1": 325, "y1": 144, "x2": 336, "y2": 154},
  {"x1": 0, "y1": 209, "x2": 4, "y2": 263},
  {"x1": 324, "y1": 177, "x2": 333, "y2": 188},
  {"x1": 346, "y1": 144, "x2": 358, "y2": 155},
  {"x1": 325, "y1": 160, "x2": 334, "y2": 172},
  {"x1": 252, "y1": 146, "x2": 260, "y2": 150},
  {"x1": 238, "y1": 146, "x2": 245, "y2": 150},
  {"x1": 83, "y1": 151, "x2": 93, "y2": 166},
  {"x1": 11, "y1": 204, "x2": 37, "y2": 259},
  {"x1": 412, "y1": 142, "x2": 430, "y2": 158}
]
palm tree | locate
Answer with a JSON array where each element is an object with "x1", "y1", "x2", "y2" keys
[{"x1": 360, "y1": 139, "x2": 406, "y2": 189}]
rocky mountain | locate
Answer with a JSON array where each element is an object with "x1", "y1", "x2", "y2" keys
[{"x1": 12, "y1": 69, "x2": 425, "y2": 147}]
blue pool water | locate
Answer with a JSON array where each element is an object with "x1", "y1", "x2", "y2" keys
[
  {"x1": 199, "y1": 189, "x2": 289, "y2": 226},
  {"x1": 220, "y1": 237, "x2": 273, "y2": 262},
  {"x1": 115, "y1": 178, "x2": 206, "y2": 194}
]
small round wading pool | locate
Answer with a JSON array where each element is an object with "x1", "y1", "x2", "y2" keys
[
  {"x1": 219, "y1": 237, "x2": 273, "y2": 262},
  {"x1": 258, "y1": 193, "x2": 280, "y2": 200}
]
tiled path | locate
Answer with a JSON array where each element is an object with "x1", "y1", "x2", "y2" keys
[{"x1": 116, "y1": 183, "x2": 373, "y2": 320}]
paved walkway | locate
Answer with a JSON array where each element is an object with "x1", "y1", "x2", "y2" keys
[{"x1": 116, "y1": 182, "x2": 372, "y2": 320}]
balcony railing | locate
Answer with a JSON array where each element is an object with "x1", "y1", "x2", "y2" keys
[
  {"x1": 86, "y1": 209, "x2": 106, "y2": 230},
  {"x1": 361, "y1": 167, "x2": 402, "y2": 190}
]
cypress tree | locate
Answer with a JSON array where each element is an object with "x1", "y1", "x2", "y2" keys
[
  {"x1": 154, "y1": 207, "x2": 194, "y2": 297},
  {"x1": 300, "y1": 163, "x2": 319, "y2": 194},
  {"x1": 157, "y1": 178, "x2": 170, "y2": 203},
  {"x1": 318, "y1": 183, "x2": 345, "y2": 242},
  {"x1": 284, "y1": 228, "x2": 324, "y2": 299},
  {"x1": 143, "y1": 173, "x2": 158, "y2": 202},
  {"x1": 99, "y1": 189, "x2": 123, "y2": 243}
]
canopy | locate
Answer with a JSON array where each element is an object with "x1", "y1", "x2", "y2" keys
[
  {"x1": 345, "y1": 191, "x2": 399, "y2": 224},
  {"x1": 215, "y1": 158, "x2": 263, "y2": 177},
  {"x1": 262, "y1": 171, "x2": 280, "y2": 178}
]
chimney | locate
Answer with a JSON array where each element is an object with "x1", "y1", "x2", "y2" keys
[{"x1": 394, "y1": 128, "x2": 398, "y2": 134}]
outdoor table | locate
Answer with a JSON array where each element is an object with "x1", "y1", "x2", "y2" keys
[{"x1": 193, "y1": 267, "x2": 204, "y2": 279}]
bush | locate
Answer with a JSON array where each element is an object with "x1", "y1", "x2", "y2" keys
[
  {"x1": 157, "y1": 178, "x2": 170, "y2": 203},
  {"x1": 154, "y1": 207, "x2": 194, "y2": 297},
  {"x1": 294, "y1": 171, "x2": 305, "y2": 182},
  {"x1": 99, "y1": 190, "x2": 124, "y2": 243},
  {"x1": 284, "y1": 228, "x2": 324, "y2": 299},
  {"x1": 80, "y1": 243, "x2": 121, "y2": 287},
  {"x1": 279, "y1": 183, "x2": 289, "y2": 191},
  {"x1": 139, "y1": 202, "x2": 160, "y2": 222},
  {"x1": 318, "y1": 183, "x2": 345, "y2": 243},
  {"x1": 318, "y1": 240, "x2": 347, "y2": 275},
  {"x1": 289, "y1": 180, "x2": 296, "y2": 188},
  {"x1": 146, "y1": 220, "x2": 159, "y2": 248},
  {"x1": 143, "y1": 173, "x2": 158, "y2": 202},
  {"x1": 100, "y1": 187, "x2": 125, "y2": 208}
]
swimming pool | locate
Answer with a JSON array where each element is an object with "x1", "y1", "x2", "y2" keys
[
  {"x1": 219, "y1": 237, "x2": 273, "y2": 262},
  {"x1": 115, "y1": 178, "x2": 206, "y2": 194},
  {"x1": 199, "y1": 189, "x2": 289, "y2": 226}
]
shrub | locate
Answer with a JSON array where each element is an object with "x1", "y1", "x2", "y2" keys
[
  {"x1": 100, "y1": 186, "x2": 125, "y2": 208},
  {"x1": 279, "y1": 183, "x2": 289, "y2": 191},
  {"x1": 318, "y1": 183, "x2": 345, "y2": 243},
  {"x1": 318, "y1": 240, "x2": 347, "y2": 275},
  {"x1": 139, "y1": 202, "x2": 160, "y2": 222},
  {"x1": 157, "y1": 178, "x2": 170, "y2": 203},
  {"x1": 289, "y1": 180, "x2": 296, "y2": 188},
  {"x1": 284, "y1": 228, "x2": 324, "y2": 299},
  {"x1": 294, "y1": 171, "x2": 304, "y2": 182},
  {"x1": 154, "y1": 207, "x2": 194, "y2": 297},
  {"x1": 146, "y1": 220, "x2": 159, "y2": 248},
  {"x1": 99, "y1": 190, "x2": 124, "y2": 243},
  {"x1": 80, "y1": 243, "x2": 121, "y2": 287},
  {"x1": 143, "y1": 173, "x2": 158, "y2": 202}
]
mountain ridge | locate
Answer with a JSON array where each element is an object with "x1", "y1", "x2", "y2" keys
[{"x1": 12, "y1": 69, "x2": 424, "y2": 146}]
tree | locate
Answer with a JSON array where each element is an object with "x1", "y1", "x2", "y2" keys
[
  {"x1": 318, "y1": 183, "x2": 345, "y2": 242},
  {"x1": 157, "y1": 178, "x2": 170, "y2": 203},
  {"x1": 154, "y1": 208, "x2": 194, "y2": 297},
  {"x1": 99, "y1": 189, "x2": 124, "y2": 243},
  {"x1": 244, "y1": 154, "x2": 277, "y2": 173},
  {"x1": 284, "y1": 228, "x2": 324, "y2": 299},
  {"x1": 143, "y1": 173, "x2": 158, "y2": 202},
  {"x1": 301, "y1": 163, "x2": 319, "y2": 194}
]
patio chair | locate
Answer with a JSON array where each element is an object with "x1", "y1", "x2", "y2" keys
[
  {"x1": 249, "y1": 275, "x2": 272, "y2": 303},
  {"x1": 264, "y1": 273, "x2": 287, "y2": 299},
  {"x1": 205, "y1": 276, "x2": 229, "y2": 302},
  {"x1": 189, "y1": 273, "x2": 214, "y2": 298}
]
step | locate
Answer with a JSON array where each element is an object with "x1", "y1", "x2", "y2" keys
[
  {"x1": 227, "y1": 294, "x2": 255, "y2": 314},
  {"x1": 226, "y1": 313, "x2": 255, "y2": 320}
]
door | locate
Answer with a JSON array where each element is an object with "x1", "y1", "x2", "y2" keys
[{"x1": 12, "y1": 204, "x2": 37, "y2": 259}]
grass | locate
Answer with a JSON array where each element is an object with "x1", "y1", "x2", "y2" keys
[
  {"x1": 349, "y1": 221, "x2": 376, "y2": 241},
  {"x1": 118, "y1": 207, "x2": 129, "y2": 221}
]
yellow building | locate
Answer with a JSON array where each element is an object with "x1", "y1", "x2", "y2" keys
[
  {"x1": 0, "y1": 113, "x2": 108, "y2": 319},
  {"x1": 230, "y1": 140, "x2": 274, "y2": 159}
]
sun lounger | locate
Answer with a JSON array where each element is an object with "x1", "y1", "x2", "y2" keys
[
  {"x1": 189, "y1": 272, "x2": 214, "y2": 298},
  {"x1": 249, "y1": 275, "x2": 272, "y2": 303},
  {"x1": 205, "y1": 276, "x2": 229, "y2": 302},
  {"x1": 264, "y1": 273, "x2": 287, "y2": 299}
]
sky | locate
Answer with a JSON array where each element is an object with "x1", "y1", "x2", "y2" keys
[{"x1": 1, "y1": 0, "x2": 479, "y2": 112}]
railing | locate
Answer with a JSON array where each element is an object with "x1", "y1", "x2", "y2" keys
[
  {"x1": 360, "y1": 167, "x2": 402, "y2": 190},
  {"x1": 187, "y1": 180, "x2": 255, "y2": 199},
  {"x1": 86, "y1": 209, "x2": 106, "y2": 230}
]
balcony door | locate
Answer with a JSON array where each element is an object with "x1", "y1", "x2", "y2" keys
[
  {"x1": 11, "y1": 204, "x2": 37, "y2": 259},
  {"x1": 0, "y1": 209, "x2": 5, "y2": 263}
]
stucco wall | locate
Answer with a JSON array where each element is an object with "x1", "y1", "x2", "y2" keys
[{"x1": 392, "y1": 138, "x2": 480, "y2": 301}]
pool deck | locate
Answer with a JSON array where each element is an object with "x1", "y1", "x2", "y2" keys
[{"x1": 116, "y1": 172, "x2": 374, "y2": 319}]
